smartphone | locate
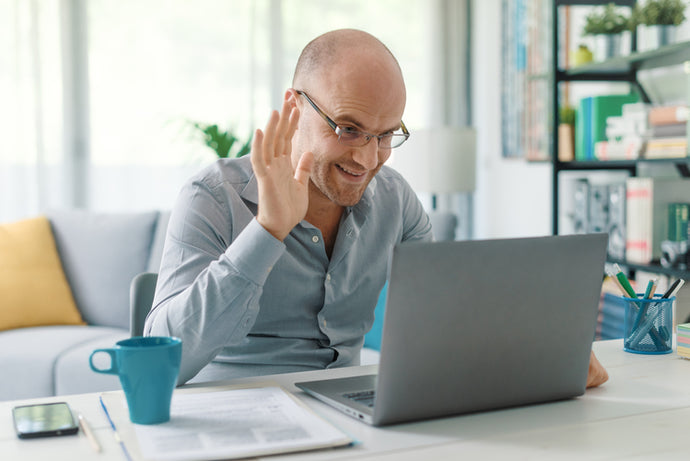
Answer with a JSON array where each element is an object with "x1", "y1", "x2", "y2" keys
[{"x1": 12, "y1": 402, "x2": 79, "y2": 439}]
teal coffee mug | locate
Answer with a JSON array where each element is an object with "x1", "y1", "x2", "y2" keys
[{"x1": 89, "y1": 336, "x2": 182, "y2": 424}]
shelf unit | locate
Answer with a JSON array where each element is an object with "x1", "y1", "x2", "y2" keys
[{"x1": 551, "y1": 0, "x2": 690, "y2": 278}]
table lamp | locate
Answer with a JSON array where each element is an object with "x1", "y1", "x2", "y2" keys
[{"x1": 390, "y1": 126, "x2": 476, "y2": 240}]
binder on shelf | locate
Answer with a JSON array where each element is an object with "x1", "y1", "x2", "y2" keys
[
  {"x1": 576, "y1": 94, "x2": 639, "y2": 161},
  {"x1": 625, "y1": 177, "x2": 690, "y2": 264}
]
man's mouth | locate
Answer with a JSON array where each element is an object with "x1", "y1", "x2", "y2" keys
[{"x1": 336, "y1": 164, "x2": 366, "y2": 177}]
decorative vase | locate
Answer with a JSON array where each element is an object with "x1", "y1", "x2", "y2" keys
[
  {"x1": 572, "y1": 45, "x2": 594, "y2": 67},
  {"x1": 593, "y1": 34, "x2": 622, "y2": 61},
  {"x1": 638, "y1": 25, "x2": 678, "y2": 51},
  {"x1": 650, "y1": 24, "x2": 677, "y2": 47},
  {"x1": 558, "y1": 124, "x2": 575, "y2": 162}
]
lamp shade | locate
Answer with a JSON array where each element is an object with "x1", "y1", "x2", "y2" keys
[{"x1": 390, "y1": 126, "x2": 476, "y2": 193}]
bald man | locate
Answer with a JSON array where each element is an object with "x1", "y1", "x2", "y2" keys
[{"x1": 146, "y1": 29, "x2": 608, "y2": 388}]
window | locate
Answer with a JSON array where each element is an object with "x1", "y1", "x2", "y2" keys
[{"x1": 1, "y1": 0, "x2": 466, "y2": 220}]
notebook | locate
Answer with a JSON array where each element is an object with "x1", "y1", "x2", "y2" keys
[{"x1": 296, "y1": 233, "x2": 608, "y2": 426}]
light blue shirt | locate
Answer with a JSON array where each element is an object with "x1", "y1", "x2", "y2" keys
[{"x1": 145, "y1": 156, "x2": 432, "y2": 384}]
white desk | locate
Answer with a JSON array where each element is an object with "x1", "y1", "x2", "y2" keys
[{"x1": 1, "y1": 339, "x2": 689, "y2": 460}]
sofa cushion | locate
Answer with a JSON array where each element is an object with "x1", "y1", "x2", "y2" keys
[
  {"x1": 55, "y1": 330, "x2": 130, "y2": 396},
  {"x1": 147, "y1": 210, "x2": 170, "y2": 273},
  {"x1": 49, "y1": 210, "x2": 159, "y2": 329},
  {"x1": 0, "y1": 216, "x2": 84, "y2": 331},
  {"x1": 0, "y1": 325, "x2": 127, "y2": 401}
]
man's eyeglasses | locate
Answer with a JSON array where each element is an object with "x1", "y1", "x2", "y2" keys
[{"x1": 295, "y1": 90, "x2": 409, "y2": 150}]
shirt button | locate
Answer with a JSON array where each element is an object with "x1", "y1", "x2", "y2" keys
[
  {"x1": 312, "y1": 235, "x2": 319, "y2": 243},
  {"x1": 326, "y1": 274, "x2": 331, "y2": 282}
]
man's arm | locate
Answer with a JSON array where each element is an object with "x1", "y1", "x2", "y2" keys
[
  {"x1": 146, "y1": 99, "x2": 312, "y2": 384},
  {"x1": 145, "y1": 186, "x2": 285, "y2": 383}
]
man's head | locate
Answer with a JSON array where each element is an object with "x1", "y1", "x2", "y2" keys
[{"x1": 288, "y1": 29, "x2": 407, "y2": 208}]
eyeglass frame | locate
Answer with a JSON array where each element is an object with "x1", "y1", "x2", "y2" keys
[{"x1": 294, "y1": 90, "x2": 409, "y2": 149}]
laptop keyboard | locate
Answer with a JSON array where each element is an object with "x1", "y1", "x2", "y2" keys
[{"x1": 343, "y1": 389, "x2": 376, "y2": 408}]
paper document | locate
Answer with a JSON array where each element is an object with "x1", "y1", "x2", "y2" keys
[{"x1": 101, "y1": 386, "x2": 352, "y2": 461}]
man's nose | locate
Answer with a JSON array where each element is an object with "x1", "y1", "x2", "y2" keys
[{"x1": 351, "y1": 139, "x2": 382, "y2": 170}]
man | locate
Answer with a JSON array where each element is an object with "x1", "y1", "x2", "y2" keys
[{"x1": 145, "y1": 29, "x2": 608, "y2": 388}]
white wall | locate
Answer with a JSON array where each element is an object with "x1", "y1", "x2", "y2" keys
[{"x1": 471, "y1": 0, "x2": 552, "y2": 239}]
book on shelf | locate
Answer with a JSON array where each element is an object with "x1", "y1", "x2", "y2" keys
[
  {"x1": 625, "y1": 177, "x2": 690, "y2": 264},
  {"x1": 648, "y1": 105, "x2": 689, "y2": 126},
  {"x1": 644, "y1": 136, "x2": 688, "y2": 159},
  {"x1": 643, "y1": 104, "x2": 689, "y2": 159},
  {"x1": 576, "y1": 94, "x2": 639, "y2": 161},
  {"x1": 650, "y1": 122, "x2": 686, "y2": 138},
  {"x1": 595, "y1": 138, "x2": 643, "y2": 160}
]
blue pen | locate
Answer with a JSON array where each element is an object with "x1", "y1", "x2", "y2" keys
[
  {"x1": 99, "y1": 395, "x2": 133, "y2": 461},
  {"x1": 631, "y1": 278, "x2": 658, "y2": 332},
  {"x1": 629, "y1": 279, "x2": 685, "y2": 350}
]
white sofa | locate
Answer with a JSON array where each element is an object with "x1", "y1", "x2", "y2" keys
[
  {"x1": 0, "y1": 210, "x2": 169, "y2": 401},
  {"x1": 0, "y1": 209, "x2": 381, "y2": 402}
]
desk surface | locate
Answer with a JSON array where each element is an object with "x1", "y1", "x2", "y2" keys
[{"x1": 1, "y1": 339, "x2": 689, "y2": 460}]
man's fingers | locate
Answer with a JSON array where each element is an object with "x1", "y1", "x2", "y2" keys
[
  {"x1": 585, "y1": 351, "x2": 609, "y2": 388},
  {"x1": 284, "y1": 107, "x2": 300, "y2": 158},
  {"x1": 273, "y1": 100, "x2": 292, "y2": 158},
  {"x1": 250, "y1": 128, "x2": 265, "y2": 174},
  {"x1": 262, "y1": 110, "x2": 280, "y2": 165}
]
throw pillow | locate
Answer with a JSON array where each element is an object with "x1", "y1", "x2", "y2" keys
[{"x1": 0, "y1": 216, "x2": 84, "y2": 330}]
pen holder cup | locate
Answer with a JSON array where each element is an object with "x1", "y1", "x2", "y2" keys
[{"x1": 623, "y1": 294, "x2": 674, "y2": 355}]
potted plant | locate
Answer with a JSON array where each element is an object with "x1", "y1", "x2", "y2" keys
[
  {"x1": 190, "y1": 122, "x2": 252, "y2": 159},
  {"x1": 632, "y1": 0, "x2": 686, "y2": 49},
  {"x1": 582, "y1": 3, "x2": 631, "y2": 61}
]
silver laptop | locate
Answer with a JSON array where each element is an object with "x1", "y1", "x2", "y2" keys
[{"x1": 296, "y1": 234, "x2": 608, "y2": 426}]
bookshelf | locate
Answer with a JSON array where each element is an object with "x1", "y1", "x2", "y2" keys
[{"x1": 551, "y1": 0, "x2": 690, "y2": 279}]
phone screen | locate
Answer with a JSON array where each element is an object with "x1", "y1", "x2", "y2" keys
[{"x1": 13, "y1": 402, "x2": 79, "y2": 439}]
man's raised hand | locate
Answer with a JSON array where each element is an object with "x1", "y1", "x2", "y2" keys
[{"x1": 250, "y1": 99, "x2": 314, "y2": 241}]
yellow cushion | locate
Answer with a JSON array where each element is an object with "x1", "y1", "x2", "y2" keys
[{"x1": 0, "y1": 216, "x2": 85, "y2": 330}]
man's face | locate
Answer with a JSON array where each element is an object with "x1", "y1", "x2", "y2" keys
[{"x1": 293, "y1": 60, "x2": 406, "y2": 208}]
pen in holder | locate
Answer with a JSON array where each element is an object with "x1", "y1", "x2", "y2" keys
[{"x1": 623, "y1": 294, "x2": 674, "y2": 354}]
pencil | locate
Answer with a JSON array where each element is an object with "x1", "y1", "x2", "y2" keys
[
  {"x1": 78, "y1": 413, "x2": 101, "y2": 453},
  {"x1": 607, "y1": 271, "x2": 634, "y2": 298}
]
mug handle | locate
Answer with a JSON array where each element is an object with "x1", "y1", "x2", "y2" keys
[{"x1": 89, "y1": 349, "x2": 118, "y2": 374}]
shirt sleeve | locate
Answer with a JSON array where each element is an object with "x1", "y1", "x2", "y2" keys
[
  {"x1": 144, "y1": 177, "x2": 285, "y2": 384},
  {"x1": 400, "y1": 177, "x2": 434, "y2": 243}
]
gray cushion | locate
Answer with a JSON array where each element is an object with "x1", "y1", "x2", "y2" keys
[
  {"x1": 429, "y1": 211, "x2": 458, "y2": 241},
  {"x1": 147, "y1": 210, "x2": 170, "y2": 273},
  {"x1": 54, "y1": 331, "x2": 129, "y2": 396},
  {"x1": 49, "y1": 210, "x2": 159, "y2": 329},
  {"x1": 0, "y1": 326, "x2": 127, "y2": 401}
]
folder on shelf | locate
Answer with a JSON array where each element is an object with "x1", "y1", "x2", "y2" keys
[{"x1": 576, "y1": 94, "x2": 639, "y2": 161}]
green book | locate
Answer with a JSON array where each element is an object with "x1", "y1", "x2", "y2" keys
[
  {"x1": 575, "y1": 94, "x2": 639, "y2": 161},
  {"x1": 591, "y1": 94, "x2": 639, "y2": 149}
]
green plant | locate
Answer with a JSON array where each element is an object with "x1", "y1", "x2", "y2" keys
[
  {"x1": 583, "y1": 3, "x2": 630, "y2": 34},
  {"x1": 559, "y1": 105, "x2": 576, "y2": 126},
  {"x1": 632, "y1": 0, "x2": 686, "y2": 26},
  {"x1": 191, "y1": 122, "x2": 252, "y2": 159}
]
